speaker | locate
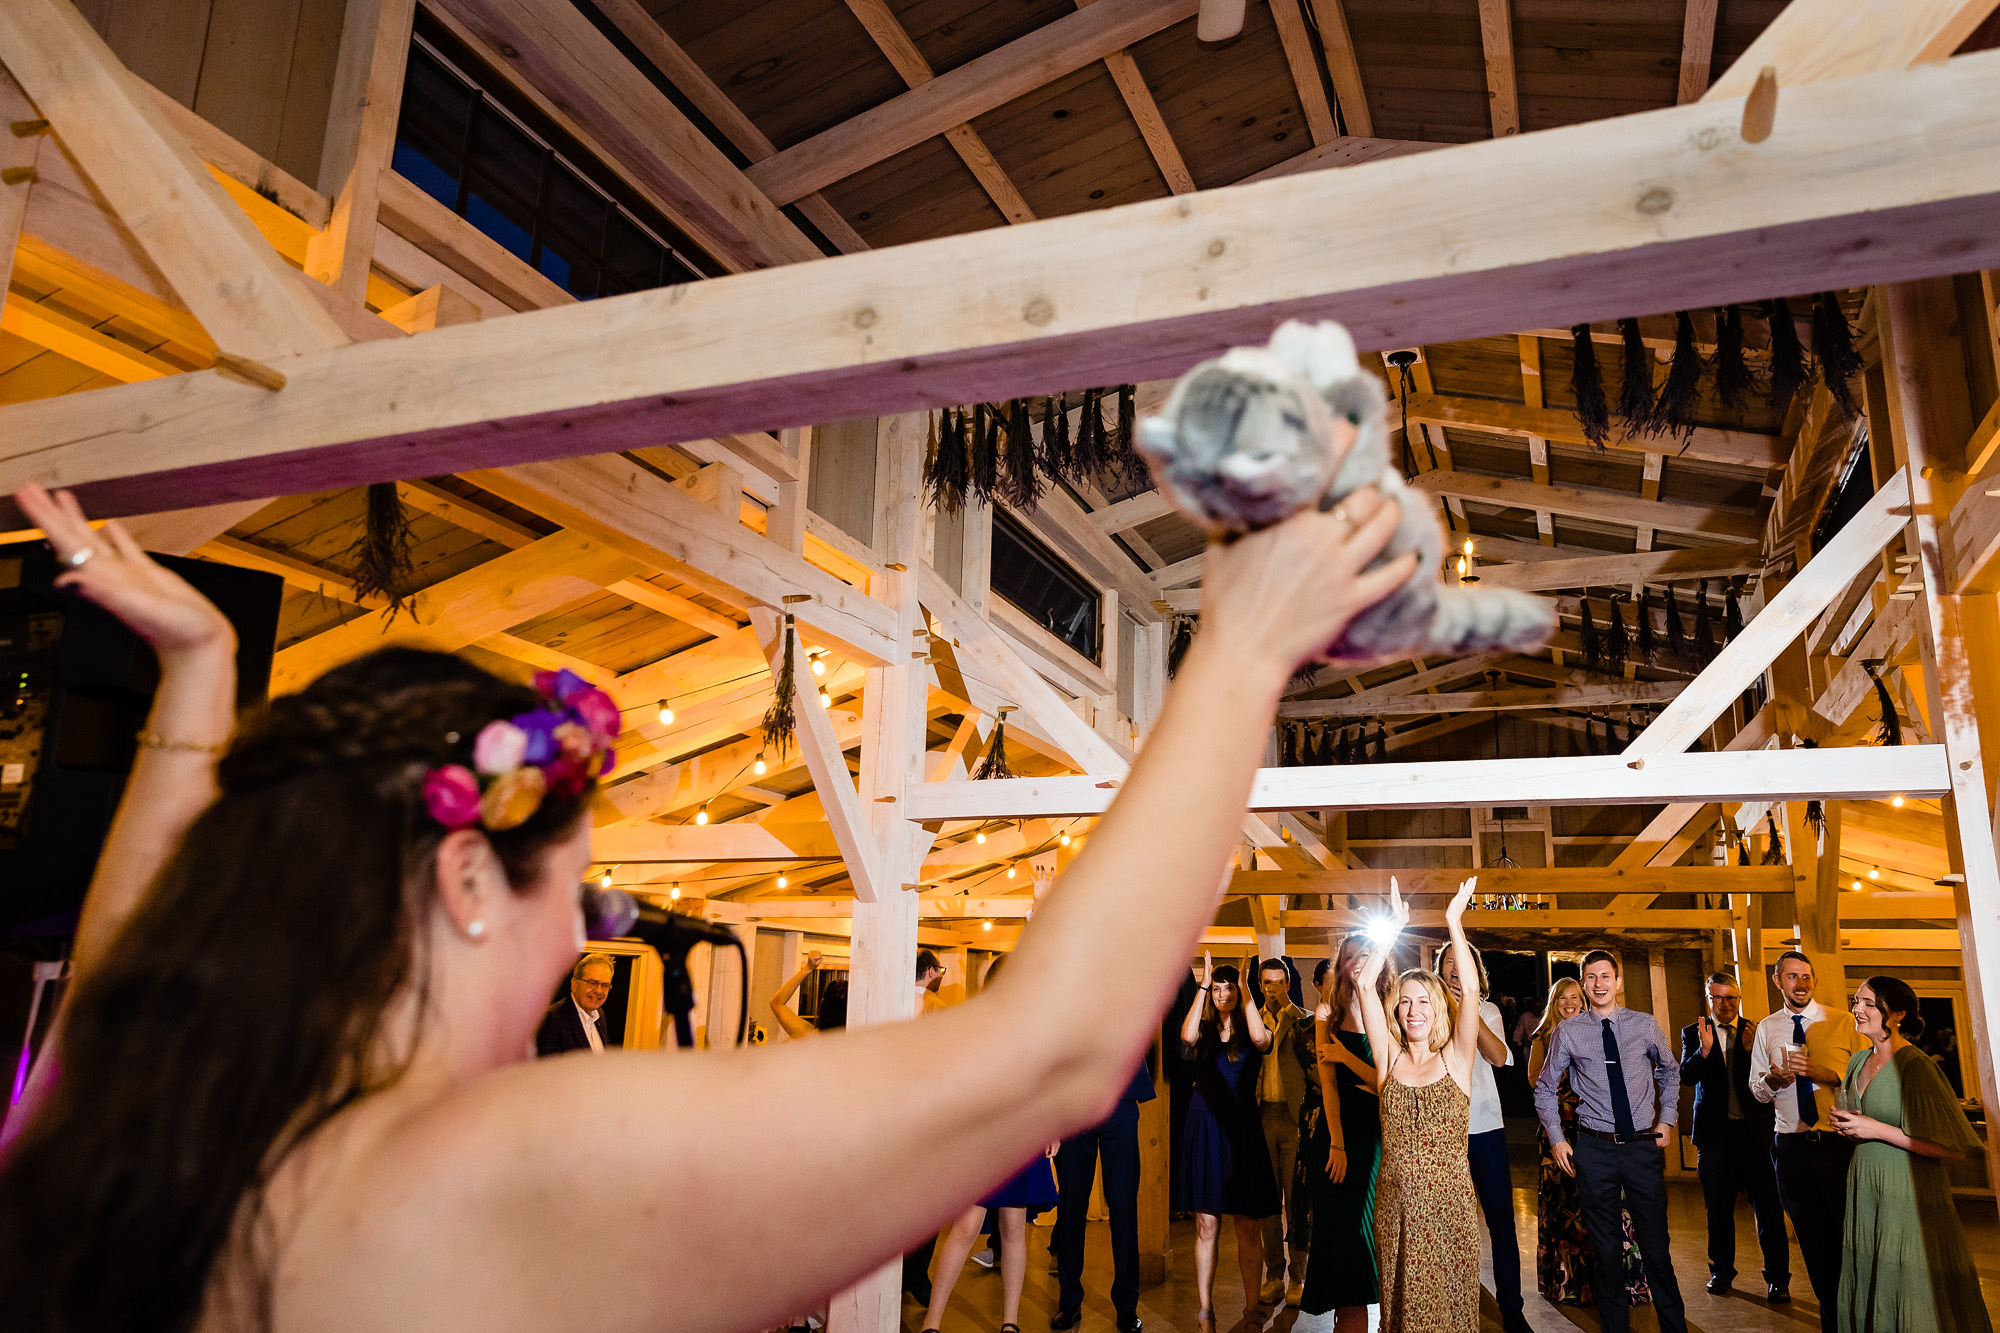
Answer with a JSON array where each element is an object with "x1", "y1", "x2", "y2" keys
[{"x1": 0, "y1": 542, "x2": 283, "y2": 933}]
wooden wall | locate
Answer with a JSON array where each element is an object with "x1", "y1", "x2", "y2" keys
[{"x1": 75, "y1": 0, "x2": 349, "y2": 188}]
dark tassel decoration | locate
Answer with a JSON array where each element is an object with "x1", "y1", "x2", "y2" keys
[
  {"x1": 1806, "y1": 801, "x2": 1826, "y2": 855},
  {"x1": 1736, "y1": 833, "x2": 1751, "y2": 866},
  {"x1": 1167, "y1": 615, "x2": 1196, "y2": 677},
  {"x1": 1617, "y1": 317, "x2": 1656, "y2": 434},
  {"x1": 1579, "y1": 597, "x2": 1602, "y2": 671},
  {"x1": 1038, "y1": 395, "x2": 1068, "y2": 483},
  {"x1": 345, "y1": 481, "x2": 419, "y2": 621},
  {"x1": 1724, "y1": 577, "x2": 1745, "y2": 641},
  {"x1": 1569, "y1": 324, "x2": 1612, "y2": 447},
  {"x1": 1073, "y1": 387, "x2": 1104, "y2": 479},
  {"x1": 1280, "y1": 724, "x2": 1299, "y2": 768},
  {"x1": 1664, "y1": 585, "x2": 1689, "y2": 665},
  {"x1": 761, "y1": 615, "x2": 799, "y2": 757},
  {"x1": 1000, "y1": 398, "x2": 1041, "y2": 507},
  {"x1": 973, "y1": 712, "x2": 1016, "y2": 780},
  {"x1": 1761, "y1": 809, "x2": 1786, "y2": 866},
  {"x1": 1371, "y1": 725, "x2": 1387, "y2": 762},
  {"x1": 925, "y1": 408, "x2": 969, "y2": 513},
  {"x1": 1812, "y1": 292, "x2": 1864, "y2": 418},
  {"x1": 1604, "y1": 596, "x2": 1630, "y2": 674},
  {"x1": 1865, "y1": 662, "x2": 1902, "y2": 746},
  {"x1": 1692, "y1": 581, "x2": 1716, "y2": 665},
  {"x1": 971, "y1": 402, "x2": 1000, "y2": 502},
  {"x1": 1766, "y1": 296, "x2": 1809, "y2": 415},
  {"x1": 1112, "y1": 384, "x2": 1138, "y2": 484},
  {"x1": 1652, "y1": 311, "x2": 1704, "y2": 440},
  {"x1": 1636, "y1": 587, "x2": 1657, "y2": 663},
  {"x1": 1713, "y1": 304, "x2": 1755, "y2": 411}
]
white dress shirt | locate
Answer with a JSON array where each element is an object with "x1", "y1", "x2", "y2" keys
[
  {"x1": 576, "y1": 1000, "x2": 604, "y2": 1053},
  {"x1": 1748, "y1": 1000, "x2": 1862, "y2": 1134},
  {"x1": 1468, "y1": 999, "x2": 1512, "y2": 1136}
]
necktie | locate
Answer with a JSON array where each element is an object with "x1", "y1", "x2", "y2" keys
[
  {"x1": 1602, "y1": 1018, "x2": 1636, "y2": 1138},
  {"x1": 1793, "y1": 1014, "x2": 1818, "y2": 1126}
]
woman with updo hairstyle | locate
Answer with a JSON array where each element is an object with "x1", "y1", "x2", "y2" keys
[
  {"x1": 0, "y1": 480, "x2": 1421, "y2": 1333},
  {"x1": 1831, "y1": 975, "x2": 1990, "y2": 1333},
  {"x1": 1298, "y1": 932, "x2": 1386, "y2": 1329}
]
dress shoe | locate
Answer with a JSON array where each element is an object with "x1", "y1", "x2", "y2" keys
[
  {"x1": 1706, "y1": 1274, "x2": 1734, "y2": 1296},
  {"x1": 1049, "y1": 1307, "x2": 1081, "y2": 1330},
  {"x1": 1284, "y1": 1283, "x2": 1304, "y2": 1308},
  {"x1": 1258, "y1": 1278, "x2": 1285, "y2": 1307},
  {"x1": 1502, "y1": 1313, "x2": 1533, "y2": 1333},
  {"x1": 1115, "y1": 1316, "x2": 1142, "y2": 1333},
  {"x1": 1767, "y1": 1283, "x2": 1791, "y2": 1304}
]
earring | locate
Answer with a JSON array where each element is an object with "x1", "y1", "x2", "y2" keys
[{"x1": 467, "y1": 920, "x2": 487, "y2": 939}]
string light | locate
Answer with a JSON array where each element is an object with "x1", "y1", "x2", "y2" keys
[
  {"x1": 1851, "y1": 878, "x2": 1863, "y2": 891},
  {"x1": 1006, "y1": 865, "x2": 1017, "y2": 879},
  {"x1": 695, "y1": 804, "x2": 710, "y2": 825},
  {"x1": 818, "y1": 688, "x2": 832, "y2": 707},
  {"x1": 1462, "y1": 537, "x2": 1475, "y2": 556},
  {"x1": 776, "y1": 874, "x2": 788, "y2": 889},
  {"x1": 1059, "y1": 831, "x2": 1072, "y2": 847},
  {"x1": 1454, "y1": 555, "x2": 1469, "y2": 578},
  {"x1": 657, "y1": 699, "x2": 675, "y2": 726},
  {"x1": 982, "y1": 919, "x2": 994, "y2": 931},
  {"x1": 975, "y1": 829, "x2": 988, "y2": 845},
  {"x1": 753, "y1": 752, "x2": 768, "y2": 776},
  {"x1": 599, "y1": 869, "x2": 613, "y2": 889},
  {"x1": 669, "y1": 883, "x2": 682, "y2": 901},
  {"x1": 1891, "y1": 794, "x2": 1906, "y2": 808},
  {"x1": 810, "y1": 652, "x2": 827, "y2": 679}
]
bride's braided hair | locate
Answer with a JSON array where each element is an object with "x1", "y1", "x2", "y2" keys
[{"x1": 0, "y1": 648, "x2": 600, "y2": 1332}]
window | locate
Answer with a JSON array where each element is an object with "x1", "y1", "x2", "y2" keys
[
  {"x1": 991, "y1": 510, "x2": 1100, "y2": 661},
  {"x1": 394, "y1": 19, "x2": 717, "y2": 300}
]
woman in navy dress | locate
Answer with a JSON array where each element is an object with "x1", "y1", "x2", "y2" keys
[
  {"x1": 1178, "y1": 953, "x2": 1277, "y2": 1333},
  {"x1": 920, "y1": 955, "x2": 1059, "y2": 1333}
]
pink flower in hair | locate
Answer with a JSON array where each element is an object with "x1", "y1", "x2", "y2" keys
[
  {"x1": 568, "y1": 684, "x2": 622, "y2": 745},
  {"x1": 471, "y1": 719, "x2": 528, "y2": 776},
  {"x1": 423, "y1": 765, "x2": 483, "y2": 830}
]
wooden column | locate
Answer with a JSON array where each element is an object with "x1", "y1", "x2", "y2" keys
[
  {"x1": 0, "y1": 72, "x2": 45, "y2": 300},
  {"x1": 1878, "y1": 276, "x2": 2000, "y2": 1192},
  {"x1": 1136, "y1": 1029, "x2": 1172, "y2": 1283},
  {"x1": 306, "y1": 0, "x2": 417, "y2": 302},
  {"x1": 827, "y1": 412, "x2": 929, "y2": 1333}
]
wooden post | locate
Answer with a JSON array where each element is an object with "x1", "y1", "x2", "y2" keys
[
  {"x1": 1136, "y1": 1029, "x2": 1172, "y2": 1283},
  {"x1": 306, "y1": 0, "x2": 417, "y2": 303},
  {"x1": 769, "y1": 426, "x2": 813, "y2": 556},
  {"x1": 0, "y1": 71, "x2": 46, "y2": 301},
  {"x1": 1878, "y1": 276, "x2": 2000, "y2": 1193},
  {"x1": 827, "y1": 412, "x2": 929, "y2": 1333}
]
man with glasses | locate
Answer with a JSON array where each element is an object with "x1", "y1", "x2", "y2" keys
[
  {"x1": 537, "y1": 953, "x2": 618, "y2": 1056},
  {"x1": 1679, "y1": 972, "x2": 1787, "y2": 1301}
]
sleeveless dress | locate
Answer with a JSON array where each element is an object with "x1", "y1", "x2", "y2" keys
[
  {"x1": 1300, "y1": 1027, "x2": 1382, "y2": 1314},
  {"x1": 1177, "y1": 1038, "x2": 1280, "y2": 1217},
  {"x1": 983, "y1": 1152, "x2": 1059, "y2": 1210},
  {"x1": 1838, "y1": 1045, "x2": 1991, "y2": 1333},
  {"x1": 1374, "y1": 1071, "x2": 1479, "y2": 1333}
]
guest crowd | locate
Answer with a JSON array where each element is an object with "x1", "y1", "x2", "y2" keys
[{"x1": 697, "y1": 904, "x2": 1991, "y2": 1333}]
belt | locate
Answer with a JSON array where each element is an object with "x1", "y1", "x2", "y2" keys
[
  {"x1": 1777, "y1": 1128, "x2": 1839, "y2": 1143},
  {"x1": 1576, "y1": 1125, "x2": 1653, "y2": 1144}
]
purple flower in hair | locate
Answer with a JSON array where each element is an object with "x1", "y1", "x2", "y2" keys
[
  {"x1": 534, "y1": 668, "x2": 592, "y2": 707},
  {"x1": 567, "y1": 684, "x2": 622, "y2": 745},
  {"x1": 512, "y1": 709, "x2": 565, "y2": 765}
]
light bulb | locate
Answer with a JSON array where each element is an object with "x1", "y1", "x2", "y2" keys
[
  {"x1": 658, "y1": 701, "x2": 675, "y2": 726},
  {"x1": 1462, "y1": 537, "x2": 1474, "y2": 556},
  {"x1": 1891, "y1": 794, "x2": 1905, "y2": 808},
  {"x1": 1454, "y1": 555, "x2": 1468, "y2": 577},
  {"x1": 1060, "y1": 832, "x2": 1072, "y2": 847},
  {"x1": 818, "y1": 688, "x2": 831, "y2": 707},
  {"x1": 669, "y1": 884, "x2": 681, "y2": 901},
  {"x1": 975, "y1": 830, "x2": 987, "y2": 845},
  {"x1": 1006, "y1": 865, "x2": 1017, "y2": 879},
  {"x1": 1851, "y1": 879, "x2": 1862, "y2": 890},
  {"x1": 753, "y1": 753, "x2": 768, "y2": 776},
  {"x1": 599, "y1": 870, "x2": 613, "y2": 889},
  {"x1": 776, "y1": 874, "x2": 788, "y2": 889},
  {"x1": 695, "y1": 805, "x2": 710, "y2": 825},
  {"x1": 982, "y1": 919, "x2": 993, "y2": 931},
  {"x1": 1868, "y1": 868, "x2": 1880, "y2": 880},
  {"x1": 811, "y1": 656, "x2": 826, "y2": 678}
]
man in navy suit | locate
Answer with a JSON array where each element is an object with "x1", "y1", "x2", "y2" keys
[
  {"x1": 1050, "y1": 1051, "x2": 1154, "y2": 1333},
  {"x1": 1678, "y1": 971, "x2": 1788, "y2": 1301},
  {"x1": 536, "y1": 954, "x2": 617, "y2": 1056}
]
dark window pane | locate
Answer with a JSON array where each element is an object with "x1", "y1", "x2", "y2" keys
[
  {"x1": 603, "y1": 212, "x2": 664, "y2": 291},
  {"x1": 991, "y1": 511, "x2": 1100, "y2": 660},
  {"x1": 465, "y1": 188, "x2": 534, "y2": 260},
  {"x1": 466, "y1": 109, "x2": 545, "y2": 219},
  {"x1": 392, "y1": 142, "x2": 461, "y2": 210},
  {"x1": 541, "y1": 167, "x2": 608, "y2": 252},
  {"x1": 398, "y1": 45, "x2": 474, "y2": 159}
]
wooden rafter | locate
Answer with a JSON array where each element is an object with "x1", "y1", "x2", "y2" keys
[
  {"x1": 1302, "y1": 0, "x2": 1371, "y2": 137},
  {"x1": 1267, "y1": 0, "x2": 1338, "y2": 144},
  {"x1": 1408, "y1": 472, "x2": 1761, "y2": 544},
  {"x1": 1474, "y1": 0, "x2": 1519, "y2": 138},
  {"x1": 1677, "y1": 0, "x2": 1720, "y2": 104}
]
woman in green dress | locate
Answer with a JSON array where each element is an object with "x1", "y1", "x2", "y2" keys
[{"x1": 1829, "y1": 974, "x2": 1992, "y2": 1333}]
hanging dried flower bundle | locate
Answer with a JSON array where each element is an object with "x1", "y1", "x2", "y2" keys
[
  {"x1": 1579, "y1": 597, "x2": 1602, "y2": 672},
  {"x1": 973, "y1": 712, "x2": 1017, "y2": 780},
  {"x1": 1761, "y1": 809, "x2": 1786, "y2": 865},
  {"x1": 1692, "y1": 581, "x2": 1716, "y2": 666},
  {"x1": 1766, "y1": 297, "x2": 1809, "y2": 414},
  {"x1": 1569, "y1": 324, "x2": 1611, "y2": 447},
  {"x1": 1635, "y1": 587, "x2": 1657, "y2": 664},
  {"x1": 1603, "y1": 596, "x2": 1630, "y2": 674},
  {"x1": 924, "y1": 408, "x2": 969, "y2": 514},
  {"x1": 1812, "y1": 291, "x2": 1864, "y2": 418},
  {"x1": 1652, "y1": 311, "x2": 1704, "y2": 440},
  {"x1": 1313, "y1": 723, "x2": 1334, "y2": 766},
  {"x1": 1617, "y1": 318, "x2": 1656, "y2": 435},
  {"x1": 346, "y1": 481, "x2": 419, "y2": 622},
  {"x1": 1370, "y1": 724, "x2": 1387, "y2": 762},
  {"x1": 1713, "y1": 304, "x2": 1755, "y2": 411},
  {"x1": 762, "y1": 614, "x2": 799, "y2": 757},
  {"x1": 1865, "y1": 662, "x2": 1902, "y2": 746},
  {"x1": 1167, "y1": 614, "x2": 1196, "y2": 677},
  {"x1": 1000, "y1": 398, "x2": 1042, "y2": 507},
  {"x1": 971, "y1": 402, "x2": 1000, "y2": 501},
  {"x1": 1724, "y1": 577, "x2": 1745, "y2": 642},
  {"x1": 1663, "y1": 585, "x2": 1689, "y2": 665}
]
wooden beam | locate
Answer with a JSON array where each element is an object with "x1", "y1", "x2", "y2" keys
[
  {"x1": 0, "y1": 71, "x2": 44, "y2": 301},
  {"x1": 1627, "y1": 469, "x2": 1909, "y2": 755},
  {"x1": 1677, "y1": 0, "x2": 1720, "y2": 104},
  {"x1": 429, "y1": 0, "x2": 822, "y2": 270},
  {"x1": 1283, "y1": 909, "x2": 1733, "y2": 932},
  {"x1": 303, "y1": 0, "x2": 414, "y2": 303},
  {"x1": 0, "y1": 0, "x2": 348, "y2": 357},
  {"x1": 1476, "y1": 546, "x2": 1762, "y2": 593},
  {"x1": 1268, "y1": 0, "x2": 1338, "y2": 144},
  {"x1": 1239, "y1": 136, "x2": 1448, "y2": 184},
  {"x1": 1090, "y1": 488, "x2": 1174, "y2": 534},
  {"x1": 1244, "y1": 865, "x2": 1790, "y2": 898},
  {"x1": 1409, "y1": 472, "x2": 1762, "y2": 543},
  {"x1": 12, "y1": 54, "x2": 2000, "y2": 520},
  {"x1": 1302, "y1": 0, "x2": 1372, "y2": 136},
  {"x1": 1101, "y1": 48, "x2": 1195, "y2": 194},
  {"x1": 1403, "y1": 393, "x2": 1786, "y2": 469},
  {"x1": 1475, "y1": 0, "x2": 1519, "y2": 138},
  {"x1": 0, "y1": 292, "x2": 176, "y2": 381},
  {"x1": 1279, "y1": 679, "x2": 1681, "y2": 719},
  {"x1": 904, "y1": 744, "x2": 1951, "y2": 820},
  {"x1": 745, "y1": 0, "x2": 1199, "y2": 204},
  {"x1": 1704, "y1": 0, "x2": 2000, "y2": 100}
]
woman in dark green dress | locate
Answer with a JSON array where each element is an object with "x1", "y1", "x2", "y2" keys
[
  {"x1": 1831, "y1": 975, "x2": 1991, "y2": 1333},
  {"x1": 1299, "y1": 934, "x2": 1384, "y2": 1331}
]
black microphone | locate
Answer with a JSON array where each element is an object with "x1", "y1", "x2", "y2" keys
[{"x1": 584, "y1": 886, "x2": 738, "y2": 953}]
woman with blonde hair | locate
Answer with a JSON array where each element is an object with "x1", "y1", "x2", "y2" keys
[
  {"x1": 1529, "y1": 978, "x2": 1649, "y2": 1308},
  {"x1": 1355, "y1": 877, "x2": 1484, "y2": 1333}
]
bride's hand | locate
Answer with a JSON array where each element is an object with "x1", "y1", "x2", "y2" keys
[{"x1": 14, "y1": 485, "x2": 234, "y2": 662}]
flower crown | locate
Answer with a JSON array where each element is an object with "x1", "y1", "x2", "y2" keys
[{"x1": 423, "y1": 668, "x2": 620, "y2": 832}]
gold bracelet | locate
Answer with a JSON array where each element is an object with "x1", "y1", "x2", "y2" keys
[{"x1": 135, "y1": 731, "x2": 228, "y2": 755}]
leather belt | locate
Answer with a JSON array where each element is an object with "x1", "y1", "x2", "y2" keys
[{"x1": 1576, "y1": 1125, "x2": 1652, "y2": 1144}]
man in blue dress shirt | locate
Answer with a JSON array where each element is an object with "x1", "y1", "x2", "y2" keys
[{"x1": 1533, "y1": 950, "x2": 1687, "y2": 1333}]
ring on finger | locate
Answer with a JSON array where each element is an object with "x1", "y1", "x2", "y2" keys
[
  {"x1": 1329, "y1": 505, "x2": 1350, "y2": 525},
  {"x1": 64, "y1": 547, "x2": 94, "y2": 570}
]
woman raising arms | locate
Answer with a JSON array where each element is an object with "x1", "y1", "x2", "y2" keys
[
  {"x1": 1298, "y1": 934, "x2": 1385, "y2": 1331},
  {"x1": 1357, "y1": 877, "x2": 1486, "y2": 1333},
  {"x1": 0, "y1": 481, "x2": 1416, "y2": 1333}
]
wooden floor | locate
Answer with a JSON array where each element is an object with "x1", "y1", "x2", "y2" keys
[{"x1": 912, "y1": 1147, "x2": 2000, "y2": 1333}]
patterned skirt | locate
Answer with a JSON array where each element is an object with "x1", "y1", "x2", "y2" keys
[{"x1": 1535, "y1": 1124, "x2": 1651, "y2": 1306}]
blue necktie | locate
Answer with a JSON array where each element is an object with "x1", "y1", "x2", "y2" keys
[
  {"x1": 1793, "y1": 1014, "x2": 1819, "y2": 1126},
  {"x1": 1602, "y1": 1018, "x2": 1637, "y2": 1138}
]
